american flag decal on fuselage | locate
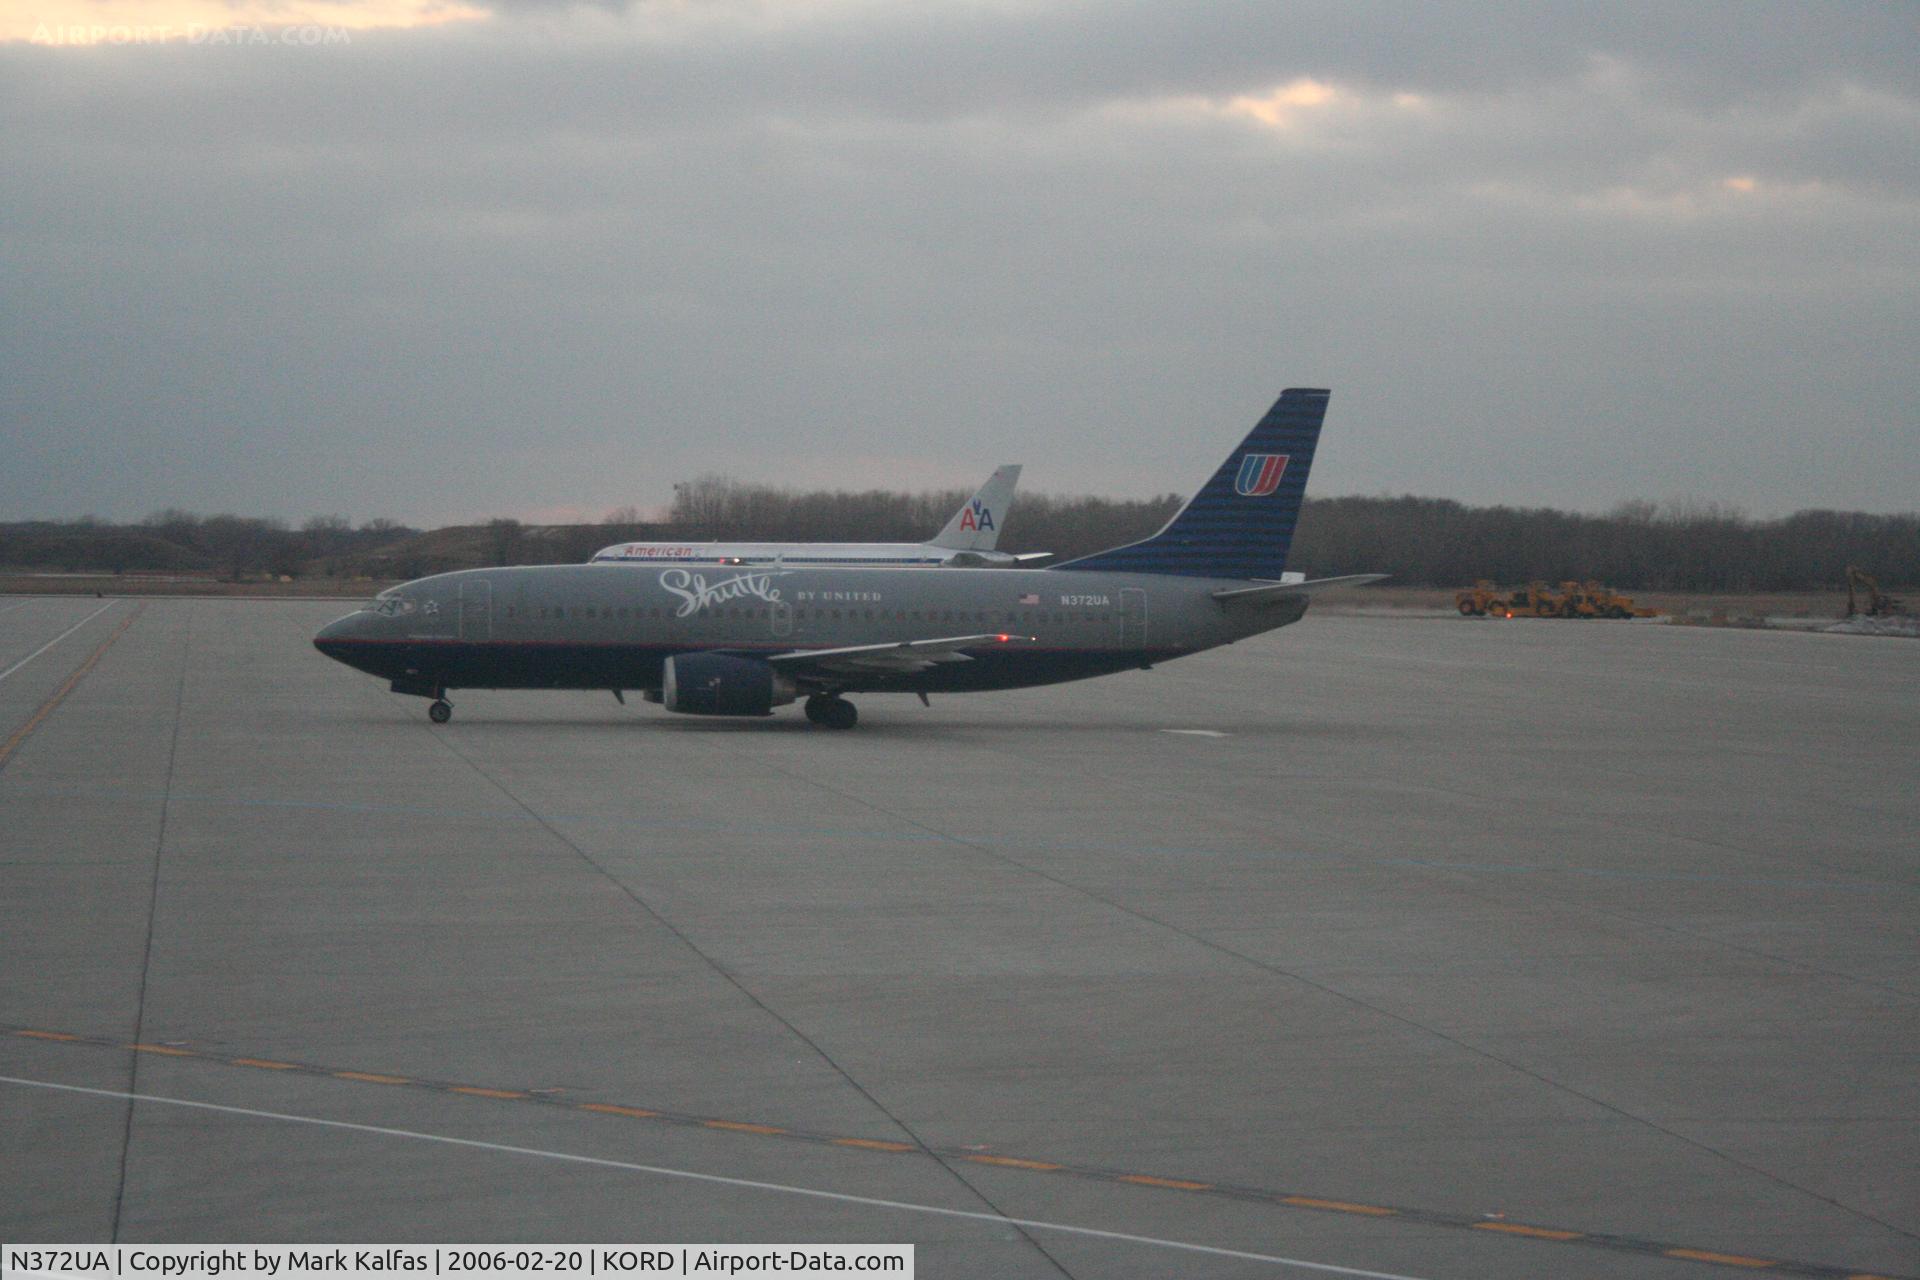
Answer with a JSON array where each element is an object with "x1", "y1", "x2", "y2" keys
[{"x1": 1234, "y1": 453, "x2": 1289, "y2": 497}]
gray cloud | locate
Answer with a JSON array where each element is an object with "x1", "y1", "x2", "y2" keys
[{"x1": 2, "y1": 0, "x2": 1916, "y2": 524}]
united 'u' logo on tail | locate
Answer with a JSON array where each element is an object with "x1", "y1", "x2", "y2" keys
[{"x1": 1234, "y1": 453, "x2": 1289, "y2": 497}]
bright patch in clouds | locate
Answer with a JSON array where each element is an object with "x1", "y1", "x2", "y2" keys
[
  {"x1": 1222, "y1": 78, "x2": 1338, "y2": 128},
  {"x1": 8, "y1": 0, "x2": 486, "y2": 44}
]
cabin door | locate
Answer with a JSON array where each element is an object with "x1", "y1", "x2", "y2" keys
[
  {"x1": 459, "y1": 580, "x2": 493, "y2": 642},
  {"x1": 1119, "y1": 588, "x2": 1146, "y2": 649}
]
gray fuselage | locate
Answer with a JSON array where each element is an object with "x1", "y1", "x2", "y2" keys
[{"x1": 313, "y1": 563, "x2": 1310, "y2": 697}]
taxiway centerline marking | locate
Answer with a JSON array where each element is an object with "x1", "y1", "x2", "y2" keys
[
  {"x1": 1, "y1": 1023, "x2": 1906, "y2": 1280},
  {"x1": 0, "y1": 605, "x2": 141, "y2": 773},
  {"x1": 0, "y1": 1074, "x2": 1435, "y2": 1280}
]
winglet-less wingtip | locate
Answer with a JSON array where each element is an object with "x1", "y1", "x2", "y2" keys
[{"x1": 1211, "y1": 574, "x2": 1389, "y2": 604}]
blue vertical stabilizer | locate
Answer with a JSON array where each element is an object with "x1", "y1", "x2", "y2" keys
[{"x1": 1052, "y1": 388, "x2": 1330, "y2": 579}]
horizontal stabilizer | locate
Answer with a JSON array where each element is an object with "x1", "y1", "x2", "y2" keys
[{"x1": 1211, "y1": 574, "x2": 1388, "y2": 605}]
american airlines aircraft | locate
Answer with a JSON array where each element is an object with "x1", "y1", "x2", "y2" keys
[
  {"x1": 314, "y1": 388, "x2": 1380, "y2": 729},
  {"x1": 588, "y1": 465, "x2": 1047, "y2": 569}
]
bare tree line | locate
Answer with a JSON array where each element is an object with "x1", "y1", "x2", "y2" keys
[
  {"x1": 3, "y1": 487, "x2": 1914, "y2": 591},
  {"x1": 661, "y1": 478, "x2": 1918, "y2": 590},
  {"x1": 1287, "y1": 497, "x2": 1919, "y2": 591},
  {"x1": 0, "y1": 511, "x2": 417, "y2": 578}
]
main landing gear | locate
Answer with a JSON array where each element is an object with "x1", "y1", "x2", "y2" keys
[
  {"x1": 428, "y1": 698, "x2": 453, "y2": 724},
  {"x1": 803, "y1": 695, "x2": 858, "y2": 730}
]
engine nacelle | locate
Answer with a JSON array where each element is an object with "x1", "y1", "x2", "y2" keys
[{"x1": 661, "y1": 653, "x2": 796, "y2": 717}]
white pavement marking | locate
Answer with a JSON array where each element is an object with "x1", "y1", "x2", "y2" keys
[
  {"x1": 1162, "y1": 729, "x2": 1229, "y2": 737},
  {"x1": 0, "y1": 1075, "x2": 1435, "y2": 1280},
  {"x1": 0, "y1": 601, "x2": 116, "y2": 685}
]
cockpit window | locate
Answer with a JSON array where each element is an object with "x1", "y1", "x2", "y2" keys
[{"x1": 361, "y1": 596, "x2": 417, "y2": 617}]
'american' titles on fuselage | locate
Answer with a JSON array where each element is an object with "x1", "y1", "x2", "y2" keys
[{"x1": 313, "y1": 389, "x2": 1381, "y2": 729}]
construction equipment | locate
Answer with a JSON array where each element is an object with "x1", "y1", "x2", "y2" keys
[
  {"x1": 1845, "y1": 566, "x2": 1904, "y2": 617},
  {"x1": 1455, "y1": 580, "x2": 1503, "y2": 616},
  {"x1": 1565, "y1": 580, "x2": 1658, "y2": 619},
  {"x1": 1457, "y1": 580, "x2": 1657, "y2": 619},
  {"x1": 1509, "y1": 582, "x2": 1562, "y2": 617}
]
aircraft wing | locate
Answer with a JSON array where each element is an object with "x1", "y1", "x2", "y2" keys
[
  {"x1": 1211, "y1": 574, "x2": 1388, "y2": 605},
  {"x1": 767, "y1": 633, "x2": 1029, "y2": 676},
  {"x1": 1010, "y1": 552, "x2": 1054, "y2": 562}
]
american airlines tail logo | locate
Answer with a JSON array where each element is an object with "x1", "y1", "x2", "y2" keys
[
  {"x1": 1234, "y1": 453, "x2": 1289, "y2": 497},
  {"x1": 659, "y1": 568, "x2": 786, "y2": 618},
  {"x1": 959, "y1": 498, "x2": 995, "y2": 532}
]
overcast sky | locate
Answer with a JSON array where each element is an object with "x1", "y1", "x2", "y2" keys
[{"x1": 3, "y1": 0, "x2": 1916, "y2": 526}]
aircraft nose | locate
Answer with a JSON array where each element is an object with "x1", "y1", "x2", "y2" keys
[{"x1": 313, "y1": 612, "x2": 363, "y2": 660}]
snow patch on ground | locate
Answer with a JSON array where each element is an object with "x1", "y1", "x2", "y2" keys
[{"x1": 1824, "y1": 616, "x2": 1920, "y2": 638}]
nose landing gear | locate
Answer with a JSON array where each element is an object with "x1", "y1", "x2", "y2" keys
[
  {"x1": 803, "y1": 695, "x2": 858, "y2": 730},
  {"x1": 428, "y1": 698, "x2": 453, "y2": 724}
]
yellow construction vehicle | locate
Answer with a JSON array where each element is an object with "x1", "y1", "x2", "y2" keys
[
  {"x1": 1459, "y1": 580, "x2": 1657, "y2": 619},
  {"x1": 1845, "y1": 566, "x2": 1904, "y2": 617},
  {"x1": 1503, "y1": 582, "x2": 1564, "y2": 617},
  {"x1": 1455, "y1": 580, "x2": 1504, "y2": 616},
  {"x1": 1587, "y1": 581, "x2": 1659, "y2": 618}
]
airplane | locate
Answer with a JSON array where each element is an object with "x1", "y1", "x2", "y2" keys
[
  {"x1": 587, "y1": 464, "x2": 1049, "y2": 569},
  {"x1": 313, "y1": 388, "x2": 1382, "y2": 729}
]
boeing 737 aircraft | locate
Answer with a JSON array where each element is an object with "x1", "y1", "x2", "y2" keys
[
  {"x1": 314, "y1": 389, "x2": 1380, "y2": 729},
  {"x1": 588, "y1": 465, "x2": 1047, "y2": 568}
]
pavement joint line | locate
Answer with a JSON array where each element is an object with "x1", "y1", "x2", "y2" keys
[
  {"x1": 0, "y1": 599, "x2": 118, "y2": 684},
  {"x1": 2, "y1": 1022, "x2": 1909, "y2": 1280},
  {"x1": 0, "y1": 604, "x2": 141, "y2": 772}
]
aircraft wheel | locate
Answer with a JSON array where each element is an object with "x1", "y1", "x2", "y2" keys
[
  {"x1": 803, "y1": 696, "x2": 829, "y2": 724},
  {"x1": 428, "y1": 700, "x2": 453, "y2": 725},
  {"x1": 817, "y1": 698, "x2": 857, "y2": 730}
]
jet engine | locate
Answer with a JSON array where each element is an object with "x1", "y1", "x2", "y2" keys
[{"x1": 661, "y1": 653, "x2": 797, "y2": 717}]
